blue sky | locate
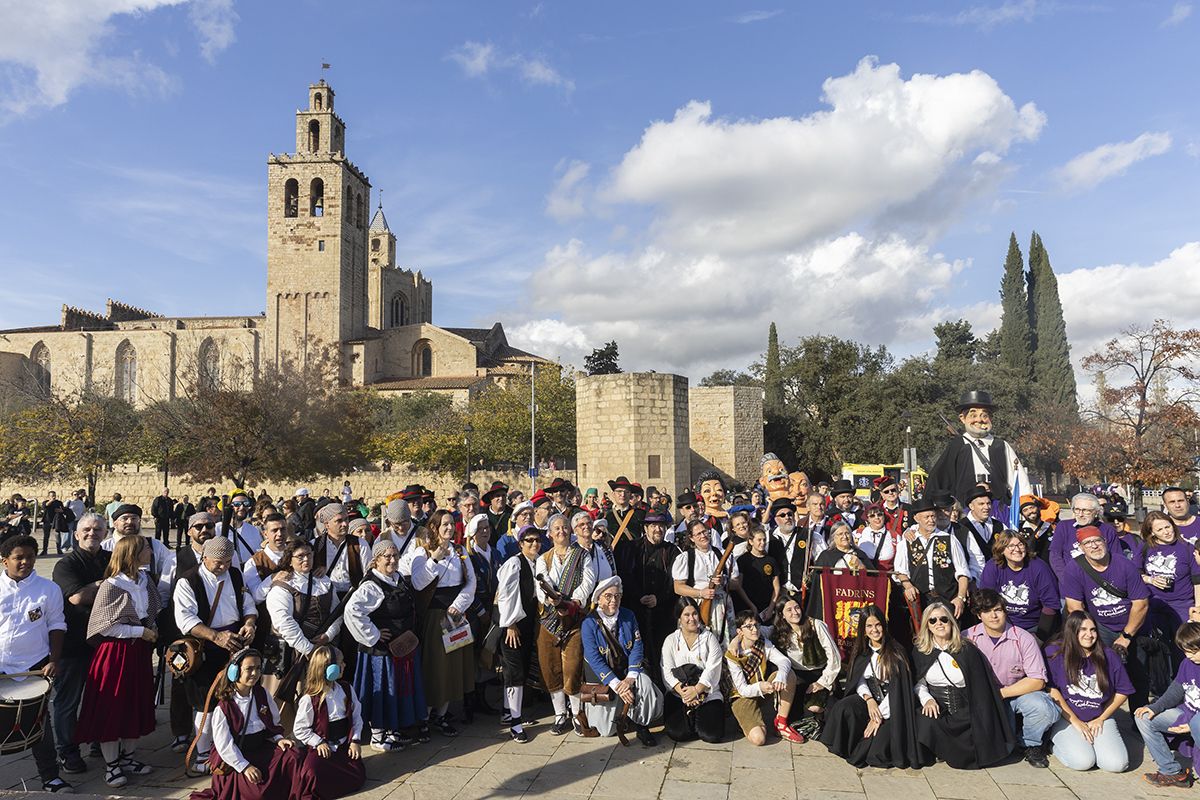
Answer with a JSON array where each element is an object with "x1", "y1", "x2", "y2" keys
[{"x1": 1, "y1": 0, "x2": 1199, "y2": 386}]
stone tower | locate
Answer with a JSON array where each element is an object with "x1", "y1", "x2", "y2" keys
[
  {"x1": 266, "y1": 80, "x2": 371, "y2": 375},
  {"x1": 367, "y1": 204, "x2": 433, "y2": 331}
]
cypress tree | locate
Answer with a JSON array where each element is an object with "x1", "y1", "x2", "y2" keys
[
  {"x1": 1027, "y1": 232, "x2": 1078, "y2": 412},
  {"x1": 764, "y1": 322, "x2": 784, "y2": 411},
  {"x1": 998, "y1": 233, "x2": 1033, "y2": 393}
]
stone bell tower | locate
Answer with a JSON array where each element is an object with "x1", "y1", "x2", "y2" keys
[{"x1": 265, "y1": 80, "x2": 371, "y2": 375}]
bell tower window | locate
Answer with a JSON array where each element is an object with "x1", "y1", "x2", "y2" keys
[
  {"x1": 283, "y1": 179, "x2": 298, "y2": 218},
  {"x1": 310, "y1": 178, "x2": 324, "y2": 217},
  {"x1": 314, "y1": 92, "x2": 323, "y2": 110},
  {"x1": 308, "y1": 119, "x2": 320, "y2": 152}
]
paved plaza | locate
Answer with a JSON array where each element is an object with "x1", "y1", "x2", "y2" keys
[{"x1": 1, "y1": 549, "x2": 1189, "y2": 800}]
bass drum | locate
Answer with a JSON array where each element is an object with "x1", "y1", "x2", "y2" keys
[{"x1": 0, "y1": 675, "x2": 51, "y2": 754}]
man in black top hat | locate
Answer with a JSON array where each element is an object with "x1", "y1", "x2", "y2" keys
[
  {"x1": 482, "y1": 481, "x2": 511, "y2": 537},
  {"x1": 927, "y1": 390, "x2": 1029, "y2": 509},
  {"x1": 670, "y1": 490, "x2": 702, "y2": 543},
  {"x1": 815, "y1": 479, "x2": 863, "y2": 539},
  {"x1": 604, "y1": 476, "x2": 645, "y2": 543}
]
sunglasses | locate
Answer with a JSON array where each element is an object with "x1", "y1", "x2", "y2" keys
[
  {"x1": 929, "y1": 616, "x2": 952, "y2": 624},
  {"x1": 775, "y1": 511, "x2": 794, "y2": 518},
  {"x1": 521, "y1": 538, "x2": 540, "y2": 544},
  {"x1": 881, "y1": 488, "x2": 898, "y2": 494},
  {"x1": 192, "y1": 523, "x2": 216, "y2": 530},
  {"x1": 231, "y1": 501, "x2": 252, "y2": 508}
]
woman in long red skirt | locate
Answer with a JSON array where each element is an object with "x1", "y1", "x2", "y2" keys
[
  {"x1": 190, "y1": 648, "x2": 315, "y2": 800},
  {"x1": 75, "y1": 534, "x2": 159, "y2": 788},
  {"x1": 293, "y1": 646, "x2": 366, "y2": 798}
]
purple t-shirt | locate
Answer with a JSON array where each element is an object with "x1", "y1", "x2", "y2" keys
[
  {"x1": 1046, "y1": 645, "x2": 1135, "y2": 722},
  {"x1": 1050, "y1": 520, "x2": 1123, "y2": 576},
  {"x1": 1170, "y1": 658, "x2": 1200, "y2": 725},
  {"x1": 1177, "y1": 517, "x2": 1200, "y2": 545},
  {"x1": 1143, "y1": 538, "x2": 1200, "y2": 621},
  {"x1": 979, "y1": 559, "x2": 1061, "y2": 631},
  {"x1": 1060, "y1": 553, "x2": 1150, "y2": 633}
]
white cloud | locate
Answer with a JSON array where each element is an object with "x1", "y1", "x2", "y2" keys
[
  {"x1": 1162, "y1": 1, "x2": 1193, "y2": 26},
  {"x1": 545, "y1": 159, "x2": 590, "y2": 221},
  {"x1": 1055, "y1": 132, "x2": 1172, "y2": 192},
  {"x1": 911, "y1": 0, "x2": 1044, "y2": 30},
  {"x1": 0, "y1": 0, "x2": 237, "y2": 117},
  {"x1": 733, "y1": 10, "x2": 783, "y2": 24},
  {"x1": 448, "y1": 40, "x2": 573, "y2": 93}
]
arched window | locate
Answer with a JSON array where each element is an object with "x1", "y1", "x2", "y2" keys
[
  {"x1": 314, "y1": 92, "x2": 323, "y2": 110},
  {"x1": 198, "y1": 338, "x2": 220, "y2": 390},
  {"x1": 308, "y1": 119, "x2": 320, "y2": 152},
  {"x1": 30, "y1": 342, "x2": 50, "y2": 395},
  {"x1": 389, "y1": 293, "x2": 407, "y2": 327},
  {"x1": 371, "y1": 238, "x2": 380, "y2": 252},
  {"x1": 283, "y1": 178, "x2": 298, "y2": 218},
  {"x1": 412, "y1": 340, "x2": 432, "y2": 377},
  {"x1": 115, "y1": 340, "x2": 137, "y2": 403},
  {"x1": 310, "y1": 178, "x2": 324, "y2": 217}
]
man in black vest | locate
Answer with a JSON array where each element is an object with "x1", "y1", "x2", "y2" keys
[
  {"x1": 927, "y1": 390, "x2": 1029, "y2": 509},
  {"x1": 893, "y1": 497, "x2": 971, "y2": 619},
  {"x1": 958, "y1": 486, "x2": 1004, "y2": 583},
  {"x1": 482, "y1": 481, "x2": 512, "y2": 539},
  {"x1": 616, "y1": 511, "x2": 677, "y2": 684},
  {"x1": 162, "y1": 512, "x2": 215, "y2": 752},
  {"x1": 766, "y1": 498, "x2": 809, "y2": 601},
  {"x1": 495, "y1": 527, "x2": 542, "y2": 743},
  {"x1": 605, "y1": 476, "x2": 645, "y2": 543}
]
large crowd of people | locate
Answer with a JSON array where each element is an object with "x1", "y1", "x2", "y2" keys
[{"x1": 4, "y1": 416, "x2": 1200, "y2": 795}]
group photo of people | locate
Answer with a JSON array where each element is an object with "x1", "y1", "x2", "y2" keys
[{"x1": 3, "y1": 390, "x2": 1200, "y2": 798}]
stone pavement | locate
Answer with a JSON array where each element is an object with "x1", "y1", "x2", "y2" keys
[{"x1": 3, "y1": 549, "x2": 1191, "y2": 800}]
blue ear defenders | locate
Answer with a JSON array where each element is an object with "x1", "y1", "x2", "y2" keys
[
  {"x1": 325, "y1": 663, "x2": 342, "y2": 681},
  {"x1": 226, "y1": 661, "x2": 241, "y2": 682}
]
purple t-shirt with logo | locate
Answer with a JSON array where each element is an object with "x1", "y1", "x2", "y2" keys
[
  {"x1": 1177, "y1": 517, "x2": 1200, "y2": 545},
  {"x1": 1060, "y1": 553, "x2": 1150, "y2": 633},
  {"x1": 979, "y1": 559, "x2": 1061, "y2": 631},
  {"x1": 1169, "y1": 658, "x2": 1200, "y2": 725},
  {"x1": 1143, "y1": 539, "x2": 1200, "y2": 622},
  {"x1": 1046, "y1": 644, "x2": 1134, "y2": 722}
]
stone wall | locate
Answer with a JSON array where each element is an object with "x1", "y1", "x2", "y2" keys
[
  {"x1": 575, "y1": 372, "x2": 690, "y2": 496},
  {"x1": 688, "y1": 385, "x2": 765, "y2": 487},
  {"x1": 0, "y1": 466, "x2": 576, "y2": 516}
]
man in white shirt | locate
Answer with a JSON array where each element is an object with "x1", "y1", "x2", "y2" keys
[
  {"x1": 102, "y1": 503, "x2": 173, "y2": 606},
  {"x1": 959, "y1": 487, "x2": 1004, "y2": 582},
  {"x1": 214, "y1": 491, "x2": 262, "y2": 568},
  {"x1": 893, "y1": 498, "x2": 971, "y2": 619},
  {"x1": 0, "y1": 535, "x2": 71, "y2": 792}
]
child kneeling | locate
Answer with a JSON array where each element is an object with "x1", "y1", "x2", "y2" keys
[{"x1": 294, "y1": 647, "x2": 366, "y2": 799}]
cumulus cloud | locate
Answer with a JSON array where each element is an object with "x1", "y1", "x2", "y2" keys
[
  {"x1": 448, "y1": 40, "x2": 573, "y2": 93},
  {"x1": 545, "y1": 159, "x2": 590, "y2": 221},
  {"x1": 1055, "y1": 132, "x2": 1172, "y2": 192},
  {"x1": 0, "y1": 0, "x2": 237, "y2": 117},
  {"x1": 1162, "y1": 1, "x2": 1193, "y2": 26},
  {"x1": 508, "y1": 57, "x2": 1044, "y2": 375}
]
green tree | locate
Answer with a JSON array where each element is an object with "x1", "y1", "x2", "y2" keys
[
  {"x1": 584, "y1": 341, "x2": 621, "y2": 375},
  {"x1": 764, "y1": 322, "x2": 784, "y2": 411},
  {"x1": 933, "y1": 320, "x2": 977, "y2": 363},
  {"x1": 998, "y1": 232, "x2": 1034, "y2": 395},
  {"x1": 467, "y1": 367, "x2": 576, "y2": 467},
  {"x1": 1027, "y1": 231, "x2": 1078, "y2": 412},
  {"x1": 365, "y1": 392, "x2": 465, "y2": 473},
  {"x1": 699, "y1": 369, "x2": 759, "y2": 387}
]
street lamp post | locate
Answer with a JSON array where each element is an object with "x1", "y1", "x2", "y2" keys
[{"x1": 464, "y1": 423, "x2": 474, "y2": 486}]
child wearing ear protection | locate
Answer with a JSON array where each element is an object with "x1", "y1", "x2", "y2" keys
[
  {"x1": 191, "y1": 648, "x2": 315, "y2": 800},
  {"x1": 293, "y1": 646, "x2": 366, "y2": 798}
]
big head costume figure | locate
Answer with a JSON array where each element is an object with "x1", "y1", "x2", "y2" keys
[
  {"x1": 926, "y1": 390, "x2": 1030, "y2": 507},
  {"x1": 759, "y1": 453, "x2": 791, "y2": 503},
  {"x1": 695, "y1": 470, "x2": 728, "y2": 520}
]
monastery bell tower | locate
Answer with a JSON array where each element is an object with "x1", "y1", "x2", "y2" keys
[{"x1": 265, "y1": 80, "x2": 370, "y2": 374}]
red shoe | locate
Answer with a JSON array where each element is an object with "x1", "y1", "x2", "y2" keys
[{"x1": 775, "y1": 718, "x2": 804, "y2": 743}]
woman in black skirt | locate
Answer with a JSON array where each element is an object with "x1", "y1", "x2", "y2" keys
[
  {"x1": 912, "y1": 601, "x2": 1014, "y2": 768},
  {"x1": 820, "y1": 604, "x2": 922, "y2": 768}
]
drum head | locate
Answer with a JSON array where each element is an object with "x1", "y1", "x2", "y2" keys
[{"x1": 0, "y1": 676, "x2": 50, "y2": 701}]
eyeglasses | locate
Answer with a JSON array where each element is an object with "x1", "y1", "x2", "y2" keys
[
  {"x1": 740, "y1": 622, "x2": 759, "y2": 630},
  {"x1": 1071, "y1": 507, "x2": 1097, "y2": 514},
  {"x1": 1004, "y1": 541, "x2": 1026, "y2": 550},
  {"x1": 292, "y1": 552, "x2": 313, "y2": 560},
  {"x1": 929, "y1": 616, "x2": 952, "y2": 624}
]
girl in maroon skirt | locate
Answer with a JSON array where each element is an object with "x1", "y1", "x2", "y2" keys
[
  {"x1": 293, "y1": 646, "x2": 366, "y2": 798},
  {"x1": 75, "y1": 534, "x2": 160, "y2": 788},
  {"x1": 191, "y1": 648, "x2": 315, "y2": 800}
]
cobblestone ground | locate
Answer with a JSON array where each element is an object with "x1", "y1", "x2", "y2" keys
[{"x1": 2, "y1": 548, "x2": 1187, "y2": 800}]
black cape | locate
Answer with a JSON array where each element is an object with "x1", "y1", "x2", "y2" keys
[
  {"x1": 820, "y1": 646, "x2": 923, "y2": 768},
  {"x1": 927, "y1": 435, "x2": 1013, "y2": 505},
  {"x1": 910, "y1": 641, "x2": 1014, "y2": 769},
  {"x1": 615, "y1": 537, "x2": 677, "y2": 683}
]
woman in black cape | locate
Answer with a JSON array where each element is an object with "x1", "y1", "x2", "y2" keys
[
  {"x1": 820, "y1": 604, "x2": 922, "y2": 768},
  {"x1": 911, "y1": 601, "x2": 1014, "y2": 768},
  {"x1": 805, "y1": 522, "x2": 877, "y2": 620}
]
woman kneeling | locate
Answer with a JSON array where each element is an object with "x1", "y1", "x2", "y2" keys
[
  {"x1": 661, "y1": 600, "x2": 726, "y2": 743},
  {"x1": 726, "y1": 610, "x2": 803, "y2": 745}
]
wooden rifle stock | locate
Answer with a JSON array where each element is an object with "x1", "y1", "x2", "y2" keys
[{"x1": 699, "y1": 540, "x2": 736, "y2": 626}]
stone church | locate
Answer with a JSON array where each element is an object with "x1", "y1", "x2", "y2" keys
[{"x1": 0, "y1": 80, "x2": 548, "y2": 408}]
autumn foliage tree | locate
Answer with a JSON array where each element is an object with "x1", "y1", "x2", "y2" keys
[{"x1": 1065, "y1": 320, "x2": 1200, "y2": 502}]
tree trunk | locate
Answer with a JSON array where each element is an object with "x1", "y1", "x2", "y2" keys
[{"x1": 86, "y1": 470, "x2": 97, "y2": 511}]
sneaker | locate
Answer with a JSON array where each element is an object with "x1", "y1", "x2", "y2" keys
[
  {"x1": 1144, "y1": 770, "x2": 1193, "y2": 788},
  {"x1": 370, "y1": 732, "x2": 393, "y2": 752},
  {"x1": 120, "y1": 753, "x2": 153, "y2": 776},
  {"x1": 1023, "y1": 745, "x2": 1050, "y2": 769},
  {"x1": 41, "y1": 777, "x2": 74, "y2": 794},
  {"x1": 510, "y1": 726, "x2": 529, "y2": 744},
  {"x1": 104, "y1": 761, "x2": 128, "y2": 788},
  {"x1": 58, "y1": 751, "x2": 87, "y2": 774},
  {"x1": 550, "y1": 713, "x2": 572, "y2": 736},
  {"x1": 170, "y1": 735, "x2": 189, "y2": 753}
]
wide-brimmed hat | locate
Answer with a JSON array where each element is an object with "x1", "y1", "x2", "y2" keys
[
  {"x1": 676, "y1": 490, "x2": 700, "y2": 508},
  {"x1": 545, "y1": 477, "x2": 575, "y2": 495},
  {"x1": 956, "y1": 390, "x2": 996, "y2": 412},
  {"x1": 608, "y1": 476, "x2": 635, "y2": 491},
  {"x1": 965, "y1": 486, "x2": 992, "y2": 504},
  {"x1": 481, "y1": 481, "x2": 509, "y2": 503},
  {"x1": 401, "y1": 484, "x2": 425, "y2": 502},
  {"x1": 909, "y1": 497, "x2": 938, "y2": 516}
]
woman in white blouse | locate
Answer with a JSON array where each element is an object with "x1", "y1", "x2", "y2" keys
[
  {"x1": 410, "y1": 510, "x2": 476, "y2": 736},
  {"x1": 770, "y1": 598, "x2": 841, "y2": 740},
  {"x1": 75, "y1": 535, "x2": 159, "y2": 788},
  {"x1": 820, "y1": 604, "x2": 922, "y2": 767},
  {"x1": 660, "y1": 600, "x2": 725, "y2": 743},
  {"x1": 294, "y1": 646, "x2": 365, "y2": 799}
]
